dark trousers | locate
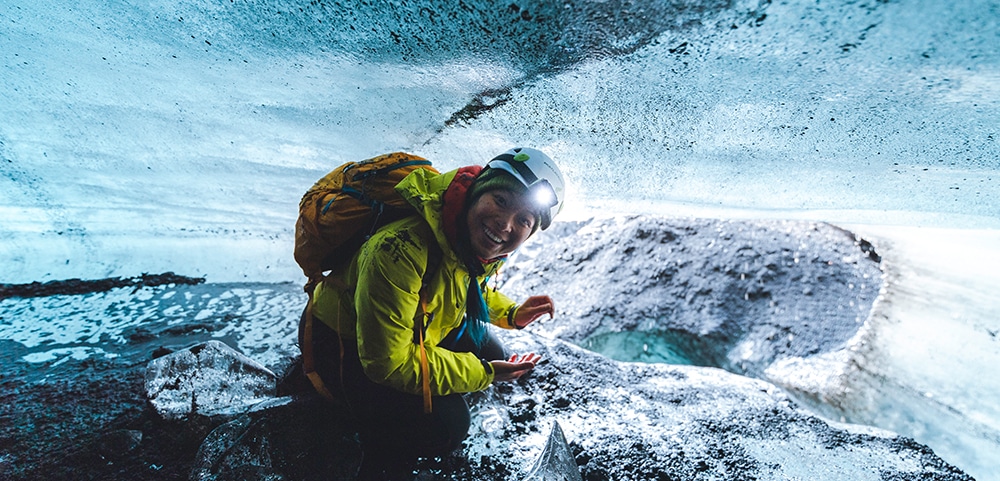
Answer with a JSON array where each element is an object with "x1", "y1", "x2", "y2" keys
[{"x1": 300, "y1": 310, "x2": 506, "y2": 461}]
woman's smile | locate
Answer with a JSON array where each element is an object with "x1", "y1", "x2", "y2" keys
[{"x1": 466, "y1": 189, "x2": 536, "y2": 260}]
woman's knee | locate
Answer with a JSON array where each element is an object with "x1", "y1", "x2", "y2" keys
[
  {"x1": 408, "y1": 394, "x2": 470, "y2": 456},
  {"x1": 477, "y1": 329, "x2": 507, "y2": 361}
]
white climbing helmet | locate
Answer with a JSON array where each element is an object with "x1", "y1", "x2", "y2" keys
[{"x1": 484, "y1": 147, "x2": 565, "y2": 230}]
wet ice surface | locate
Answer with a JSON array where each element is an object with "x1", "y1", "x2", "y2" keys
[
  {"x1": 0, "y1": 281, "x2": 304, "y2": 478},
  {"x1": 0, "y1": 282, "x2": 302, "y2": 375},
  {"x1": 152, "y1": 327, "x2": 971, "y2": 481}
]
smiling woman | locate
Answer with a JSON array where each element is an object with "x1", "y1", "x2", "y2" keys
[
  {"x1": 300, "y1": 147, "x2": 566, "y2": 479},
  {"x1": 464, "y1": 179, "x2": 538, "y2": 260}
]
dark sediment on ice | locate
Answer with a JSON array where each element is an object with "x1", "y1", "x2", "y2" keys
[
  {"x1": 11, "y1": 336, "x2": 968, "y2": 481},
  {"x1": 0, "y1": 272, "x2": 205, "y2": 300}
]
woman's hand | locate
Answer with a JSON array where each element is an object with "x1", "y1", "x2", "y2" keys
[
  {"x1": 490, "y1": 353, "x2": 542, "y2": 383},
  {"x1": 512, "y1": 295, "x2": 554, "y2": 329}
]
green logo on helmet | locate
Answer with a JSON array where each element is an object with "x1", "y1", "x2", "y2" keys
[{"x1": 513, "y1": 152, "x2": 530, "y2": 162}]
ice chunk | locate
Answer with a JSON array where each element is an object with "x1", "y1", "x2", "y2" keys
[
  {"x1": 523, "y1": 421, "x2": 582, "y2": 481},
  {"x1": 144, "y1": 340, "x2": 277, "y2": 420}
]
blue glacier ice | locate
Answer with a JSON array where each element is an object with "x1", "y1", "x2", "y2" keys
[{"x1": 1, "y1": 0, "x2": 998, "y2": 479}]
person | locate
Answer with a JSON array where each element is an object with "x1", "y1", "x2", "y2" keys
[{"x1": 299, "y1": 147, "x2": 566, "y2": 479}]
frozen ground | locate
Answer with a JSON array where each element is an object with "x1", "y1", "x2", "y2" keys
[
  {"x1": 506, "y1": 217, "x2": 1000, "y2": 480},
  {"x1": 0, "y1": 217, "x2": 981, "y2": 480}
]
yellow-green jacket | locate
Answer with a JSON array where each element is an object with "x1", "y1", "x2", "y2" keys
[{"x1": 311, "y1": 167, "x2": 519, "y2": 396}]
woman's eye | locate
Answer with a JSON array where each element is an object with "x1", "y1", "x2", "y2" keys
[{"x1": 493, "y1": 193, "x2": 508, "y2": 206}]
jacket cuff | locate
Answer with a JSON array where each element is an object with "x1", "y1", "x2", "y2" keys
[
  {"x1": 481, "y1": 359, "x2": 495, "y2": 377},
  {"x1": 507, "y1": 305, "x2": 523, "y2": 329}
]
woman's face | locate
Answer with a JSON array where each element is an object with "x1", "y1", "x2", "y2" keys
[{"x1": 465, "y1": 188, "x2": 536, "y2": 260}]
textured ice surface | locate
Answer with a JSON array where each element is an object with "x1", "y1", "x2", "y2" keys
[
  {"x1": 2, "y1": 0, "x2": 997, "y2": 284},
  {"x1": 504, "y1": 217, "x2": 1000, "y2": 481},
  {"x1": 173, "y1": 331, "x2": 971, "y2": 481},
  {"x1": 2, "y1": 0, "x2": 999, "y2": 478},
  {"x1": 145, "y1": 340, "x2": 277, "y2": 420}
]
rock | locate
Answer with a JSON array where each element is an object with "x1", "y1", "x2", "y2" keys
[{"x1": 144, "y1": 340, "x2": 278, "y2": 420}]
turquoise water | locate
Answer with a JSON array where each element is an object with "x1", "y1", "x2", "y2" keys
[{"x1": 583, "y1": 330, "x2": 700, "y2": 366}]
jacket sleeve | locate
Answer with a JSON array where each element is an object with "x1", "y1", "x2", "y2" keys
[
  {"x1": 354, "y1": 226, "x2": 494, "y2": 396},
  {"x1": 484, "y1": 284, "x2": 519, "y2": 330}
]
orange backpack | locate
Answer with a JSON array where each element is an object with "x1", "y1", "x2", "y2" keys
[
  {"x1": 294, "y1": 152, "x2": 440, "y2": 412},
  {"x1": 294, "y1": 152, "x2": 439, "y2": 286}
]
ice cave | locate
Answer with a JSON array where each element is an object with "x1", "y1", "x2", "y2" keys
[{"x1": 1, "y1": 0, "x2": 998, "y2": 479}]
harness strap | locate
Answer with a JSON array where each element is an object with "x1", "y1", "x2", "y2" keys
[{"x1": 415, "y1": 241, "x2": 442, "y2": 414}]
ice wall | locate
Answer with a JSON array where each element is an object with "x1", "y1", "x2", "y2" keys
[
  {"x1": 2, "y1": 0, "x2": 997, "y2": 284},
  {"x1": 422, "y1": 0, "x2": 1000, "y2": 225}
]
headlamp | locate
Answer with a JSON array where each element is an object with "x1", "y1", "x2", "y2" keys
[{"x1": 529, "y1": 180, "x2": 558, "y2": 210}]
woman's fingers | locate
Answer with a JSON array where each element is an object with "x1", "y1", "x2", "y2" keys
[
  {"x1": 492, "y1": 353, "x2": 543, "y2": 382},
  {"x1": 513, "y1": 296, "x2": 555, "y2": 328},
  {"x1": 509, "y1": 352, "x2": 541, "y2": 366}
]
